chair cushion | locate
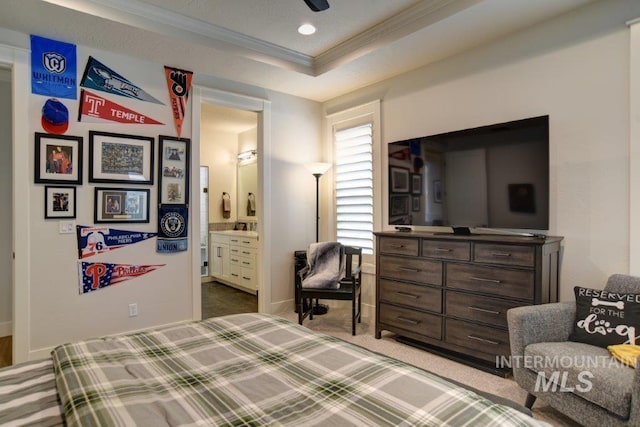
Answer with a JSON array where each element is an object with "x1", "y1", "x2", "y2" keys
[
  {"x1": 568, "y1": 286, "x2": 640, "y2": 348},
  {"x1": 525, "y1": 341, "x2": 633, "y2": 419}
]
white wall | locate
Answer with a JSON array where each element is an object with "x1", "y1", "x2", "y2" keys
[
  {"x1": 0, "y1": 71, "x2": 11, "y2": 337},
  {"x1": 200, "y1": 128, "x2": 238, "y2": 223},
  {"x1": 1, "y1": 27, "x2": 322, "y2": 359},
  {"x1": 325, "y1": 0, "x2": 640, "y2": 301}
]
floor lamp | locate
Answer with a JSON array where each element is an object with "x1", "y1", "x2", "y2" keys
[{"x1": 304, "y1": 162, "x2": 332, "y2": 314}]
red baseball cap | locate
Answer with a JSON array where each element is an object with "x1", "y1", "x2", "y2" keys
[{"x1": 41, "y1": 98, "x2": 69, "y2": 134}]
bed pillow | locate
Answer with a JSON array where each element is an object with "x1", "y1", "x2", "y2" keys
[{"x1": 569, "y1": 286, "x2": 640, "y2": 348}]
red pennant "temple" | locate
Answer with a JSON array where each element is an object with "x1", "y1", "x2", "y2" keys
[{"x1": 78, "y1": 89, "x2": 163, "y2": 125}]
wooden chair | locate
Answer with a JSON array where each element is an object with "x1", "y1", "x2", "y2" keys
[{"x1": 296, "y1": 245, "x2": 362, "y2": 335}]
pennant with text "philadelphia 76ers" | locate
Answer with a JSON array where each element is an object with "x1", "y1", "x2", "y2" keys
[
  {"x1": 79, "y1": 262, "x2": 165, "y2": 294},
  {"x1": 30, "y1": 35, "x2": 77, "y2": 99},
  {"x1": 76, "y1": 225, "x2": 158, "y2": 259}
]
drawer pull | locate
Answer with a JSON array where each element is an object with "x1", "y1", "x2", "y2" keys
[
  {"x1": 467, "y1": 335, "x2": 500, "y2": 345},
  {"x1": 231, "y1": 258, "x2": 239, "y2": 262},
  {"x1": 435, "y1": 248, "x2": 452, "y2": 252},
  {"x1": 242, "y1": 261, "x2": 251, "y2": 265},
  {"x1": 390, "y1": 244, "x2": 405, "y2": 248},
  {"x1": 491, "y1": 252, "x2": 512, "y2": 257},
  {"x1": 231, "y1": 273, "x2": 239, "y2": 277},
  {"x1": 396, "y1": 291, "x2": 419, "y2": 299},
  {"x1": 242, "y1": 276, "x2": 251, "y2": 280},
  {"x1": 396, "y1": 316, "x2": 420, "y2": 325},
  {"x1": 242, "y1": 251, "x2": 251, "y2": 255},
  {"x1": 242, "y1": 240, "x2": 252, "y2": 244},
  {"x1": 468, "y1": 306, "x2": 500, "y2": 315},
  {"x1": 398, "y1": 267, "x2": 420, "y2": 273},
  {"x1": 470, "y1": 276, "x2": 502, "y2": 284}
]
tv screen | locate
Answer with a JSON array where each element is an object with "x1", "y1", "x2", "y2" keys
[{"x1": 388, "y1": 116, "x2": 549, "y2": 231}]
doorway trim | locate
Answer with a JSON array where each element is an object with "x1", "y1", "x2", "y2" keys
[{"x1": 191, "y1": 86, "x2": 271, "y2": 317}]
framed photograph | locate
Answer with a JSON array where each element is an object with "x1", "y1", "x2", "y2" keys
[
  {"x1": 412, "y1": 173, "x2": 422, "y2": 194},
  {"x1": 412, "y1": 196, "x2": 421, "y2": 212},
  {"x1": 158, "y1": 135, "x2": 190, "y2": 204},
  {"x1": 390, "y1": 166, "x2": 410, "y2": 193},
  {"x1": 89, "y1": 131, "x2": 154, "y2": 184},
  {"x1": 433, "y1": 180, "x2": 442, "y2": 203},
  {"x1": 44, "y1": 186, "x2": 76, "y2": 219},
  {"x1": 389, "y1": 194, "x2": 410, "y2": 216},
  {"x1": 35, "y1": 132, "x2": 83, "y2": 184},
  {"x1": 94, "y1": 187, "x2": 150, "y2": 223}
]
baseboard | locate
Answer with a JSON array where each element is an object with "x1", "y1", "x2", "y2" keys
[{"x1": 0, "y1": 321, "x2": 11, "y2": 338}]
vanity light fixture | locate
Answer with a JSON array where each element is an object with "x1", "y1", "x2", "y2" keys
[
  {"x1": 237, "y1": 149, "x2": 257, "y2": 161},
  {"x1": 298, "y1": 23, "x2": 317, "y2": 35}
]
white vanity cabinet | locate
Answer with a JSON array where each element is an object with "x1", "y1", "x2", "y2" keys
[
  {"x1": 209, "y1": 231, "x2": 258, "y2": 294},
  {"x1": 229, "y1": 235, "x2": 258, "y2": 293},
  {"x1": 209, "y1": 232, "x2": 230, "y2": 282}
]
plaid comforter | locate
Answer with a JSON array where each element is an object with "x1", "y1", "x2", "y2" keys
[{"x1": 52, "y1": 313, "x2": 547, "y2": 426}]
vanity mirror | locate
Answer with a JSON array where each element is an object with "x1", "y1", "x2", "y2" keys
[{"x1": 237, "y1": 160, "x2": 257, "y2": 221}]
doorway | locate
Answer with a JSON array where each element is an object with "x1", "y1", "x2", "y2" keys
[
  {"x1": 0, "y1": 68, "x2": 12, "y2": 367},
  {"x1": 190, "y1": 86, "x2": 272, "y2": 320}
]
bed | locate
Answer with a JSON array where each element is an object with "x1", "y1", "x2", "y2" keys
[{"x1": 0, "y1": 313, "x2": 548, "y2": 426}]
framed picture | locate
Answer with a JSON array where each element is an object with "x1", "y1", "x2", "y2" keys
[
  {"x1": 35, "y1": 132, "x2": 83, "y2": 184},
  {"x1": 412, "y1": 173, "x2": 422, "y2": 194},
  {"x1": 158, "y1": 135, "x2": 190, "y2": 204},
  {"x1": 433, "y1": 180, "x2": 442, "y2": 203},
  {"x1": 44, "y1": 186, "x2": 76, "y2": 219},
  {"x1": 94, "y1": 187, "x2": 150, "y2": 223},
  {"x1": 89, "y1": 131, "x2": 154, "y2": 184},
  {"x1": 389, "y1": 194, "x2": 410, "y2": 216},
  {"x1": 412, "y1": 196, "x2": 421, "y2": 212},
  {"x1": 390, "y1": 166, "x2": 410, "y2": 193}
]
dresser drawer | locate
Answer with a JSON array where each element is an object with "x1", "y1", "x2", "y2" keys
[
  {"x1": 379, "y1": 255, "x2": 442, "y2": 285},
  {"x1": 379, "y1": 237, "x2": 419, "y2": 256},
  {"x1": 445, "y1": 318, "x2": 510, "y2": 359},
  {"x1": 422, "y1": 240, "x2": 470, "y2": 261},
  {"x1": 379, "y1": 279, "x2": 442, "y2": 312},
  {"x1": 445, "y1": 291, "x2": 525, "y2": 328},
  {"x1": 379, "y1": 303, "x2": 442, "y2": 340},
  {"x1": 229, "y1": 236, "x2": 258, "y2": 249},
  {"x1": 446, "y1": 263, "x2": 534, "y2": 300},
  {"x1": 474, "y1": 243, "x2": 534, "y2": 267}
]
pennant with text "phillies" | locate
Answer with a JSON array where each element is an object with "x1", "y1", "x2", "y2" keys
[
  {"x1": 78, "y1": 89, "x2": 163, "y2": 125},
  {"x1": 164, "y1": 66, "x2": 193, "y2": 137},
  {"x1": 79, "y1": 261, "x2": 165, "y2": 294},
  {"x1": 76, "y1": 225, "x2": 158, "y2": 259}
]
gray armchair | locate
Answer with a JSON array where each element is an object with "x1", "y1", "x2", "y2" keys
[{"x1": 507, "y1": 274, "x2": 640, "y2": 426}]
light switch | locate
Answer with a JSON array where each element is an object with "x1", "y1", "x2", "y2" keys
[{"x1": 59, "y1": 220, "x2": 76, "y2": 234}]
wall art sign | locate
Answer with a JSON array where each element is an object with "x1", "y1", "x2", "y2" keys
[
  {"x1": 79, "y1": 89, "x2": 163, "y2": 125},
  {"x1": 79, "y1": 261, "x2": 165, "y2": 294},
  {"x1": 157, "y1": 204, "x2": 188, "y2": 253},
  {"x1": 164, "y1": 66, "x2": 193, "y2": 137},
  {"x1": 30, "y1": 35, "x2": 77, "y2": 99},
  {"x1": 76, "y1": 225, "x2": 158, "y2": 258},
  {"x1": 89, "y1": 131, "x2": 154, "y2": 184}
]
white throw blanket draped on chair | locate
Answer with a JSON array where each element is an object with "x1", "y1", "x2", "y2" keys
[{"x1": 302, "y1": 242, "x2": 345, "y2": 289}]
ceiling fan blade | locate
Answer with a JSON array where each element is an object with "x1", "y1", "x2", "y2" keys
[{"x1": 304, "y1": 0, "x2": 329, "y2": 12}]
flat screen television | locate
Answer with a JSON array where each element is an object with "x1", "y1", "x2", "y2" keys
[{"x1": 388, "y1": 115, "x2": 549, "y2": 232}]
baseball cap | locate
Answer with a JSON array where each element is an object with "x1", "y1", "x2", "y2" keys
[{"x1": 41, "y1": 98, "x2": 69, "y2": 134}]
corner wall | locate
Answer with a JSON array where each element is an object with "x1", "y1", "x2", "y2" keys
[{"x1": 325, "y1": 0, "x2": 640, "y2": 301}]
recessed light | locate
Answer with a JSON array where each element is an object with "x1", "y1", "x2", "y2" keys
[{"x1": 298, "y1": 23, "x2": 316, "y2": 35}]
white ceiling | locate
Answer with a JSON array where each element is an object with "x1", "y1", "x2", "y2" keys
[{"x1": 1, "y1": 0, "x2": 596, "y2": 102}]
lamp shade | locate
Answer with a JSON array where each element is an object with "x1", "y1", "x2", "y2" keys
[{"x1": 305, "y1": 162, "x2": 332, "y2": 176}]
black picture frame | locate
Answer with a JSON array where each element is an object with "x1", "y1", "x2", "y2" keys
[
  {"x1": 390, "y1": 166, "x2": 410, "y2": 193},
  {"x1": 34, "y1": 132, "x2": 83, "y2": 185},
  {"x1": 389, "y1": 194, "x2": 410, "y2": 216},
  {"x1": 44, "y1": 185, "x2": 76, "y2": 219},
  {"x1": 94, "y1": 187, "x2": 150, "y2": 223},
  {"x1": 89, "y1": 131, "x2": 154, "y2": 184},
  {"x1": 411, "y1": 173, "x2": 422, "y2": 194},
  {"x1": 158, "y1": 135, "x2": 190, "y2": 204}
]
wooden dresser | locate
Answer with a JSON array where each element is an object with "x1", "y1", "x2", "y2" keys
[{"x1": 374, "y1": 231, "x2": 562, "y2": 373}]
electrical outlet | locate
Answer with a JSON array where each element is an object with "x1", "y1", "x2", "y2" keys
[
  {"x1": 59, "y1": 220, "x2": 76, "y2": 234},
  {"x1": 128, "y1": 303, "x2": 138, "y2": 317}
]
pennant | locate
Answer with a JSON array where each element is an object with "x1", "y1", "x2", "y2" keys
[
  {"x1": 81, "y1": 56, "x2": 164, "y2": 104},
  {"x1": 157, "y1": 204, "x2": 188, "y2": 253},
  {"x1": 78, "y1": 89, "x2": 163, "y2": 125},
  {"x1": 79, "y1": 261, "x2": 164, "y2": 294},
  {"x1": 30, "y1": 35, "x2": 77, "y2": 99},
  {"x1": 164, "y1": 66, "x2": 193, "y2": 137},
  {"x1": 76, "y1": 225, "x2": 158, "y2": 259}
]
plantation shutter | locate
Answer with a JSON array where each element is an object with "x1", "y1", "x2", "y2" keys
[{"x1": 335, "y1": 123, "x2": 374, "y2": 254}]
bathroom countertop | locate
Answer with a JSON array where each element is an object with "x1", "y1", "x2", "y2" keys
[{"x1": 209, "y1": 230, "x2": 258, "y2": 238}]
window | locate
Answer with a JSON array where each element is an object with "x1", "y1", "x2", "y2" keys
[{"x1": 334, "y1": 123, "x2": 374, "y2": 254}]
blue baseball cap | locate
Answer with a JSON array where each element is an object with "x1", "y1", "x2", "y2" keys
[{"x1": 41, "y1": 98, "x2": 69, "y2": 134}]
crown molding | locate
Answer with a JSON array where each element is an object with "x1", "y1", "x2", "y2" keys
[{"x1": 43, "y1": 0, "x2": 482, "y2": 77}]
